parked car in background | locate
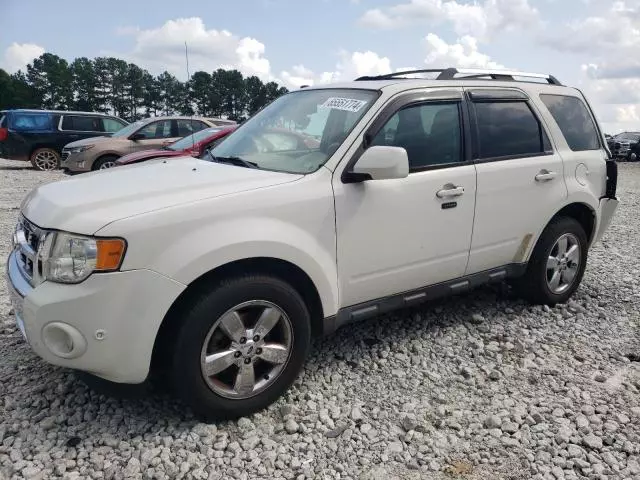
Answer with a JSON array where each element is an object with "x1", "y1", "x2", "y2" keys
[
  {"x1": 61, "y1": 116, "x2": 219, "y2": 172},
  {"x1": 0, "y1": 109, "x2": 128, "y2": 171},
  {"x1": 115, "y1": 125, "x2": 237, "y2": 166},
  {"x1": 607, "y1": 131, "x2": 640, "y2": 160}
]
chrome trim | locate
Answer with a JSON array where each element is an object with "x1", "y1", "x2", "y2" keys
[
  {"x1": 456, "y1": 68, "x2": 551, "y2": 80},
  {"x1": 7, "y1": 251, "x2": 32, "y2": 298},
  {"x1": 14, "y1": 216, "x2": 49, "y2": 287}
]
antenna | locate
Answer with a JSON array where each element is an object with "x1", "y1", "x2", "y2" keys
[{"x1": 185, "y1": 41, "x2": 196, "y2": 153}]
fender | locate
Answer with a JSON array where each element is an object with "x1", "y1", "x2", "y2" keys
[
  {"x1": 163, "y1": 217, "x2": 339, "y2": 317},
  {"x1": 524, "y1": 193, "x2": 598, "y2": 262}
]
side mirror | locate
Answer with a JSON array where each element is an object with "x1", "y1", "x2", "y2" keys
[
  {"x1": 350, "y1": 145, "x2": 409, "y2": 181},
  {"x1": 129, "y1": 132, "x2": 144, "y2": 141}
]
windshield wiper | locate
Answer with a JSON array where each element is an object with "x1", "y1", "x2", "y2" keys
[{"x1": 206, "y1": 150, "x2": 259, "y2": 169}]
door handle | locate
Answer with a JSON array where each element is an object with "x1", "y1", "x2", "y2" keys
[
  {"x1": 436, "y1": 184, "x2": 465, "y2": 198},
  {"x1": 535, "y1": 170, "x2": 557, "y2": 182}
]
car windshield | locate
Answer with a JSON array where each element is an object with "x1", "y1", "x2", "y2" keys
[
  {"x1": 615, "y1": 132, "x2": 640, "y2": 141},
  {"x1": 208, "y1": 88, "x2": 379, "y2": 174},
  {"x1": 111, "y1": 120, "x2": 147, "y2": 138},
  {"x1": 168, "y1": 127, "x2": 224, "y2": 151}
]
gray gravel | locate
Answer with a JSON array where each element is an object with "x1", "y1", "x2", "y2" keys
[{"x1": 1, "y1": 157, "x2": 640, "y2": 480}]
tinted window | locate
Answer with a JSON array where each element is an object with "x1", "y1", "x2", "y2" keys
[
  {"x1": 102, "y1": 118, "x2": 126, "y2": 133},
  {"x1": 371, "y1": 102, "x2": 462, "y2": 169},
  {"x1": 474, "y1": 101, "x2": 545, "y2": 159},
  {"x1": 137, "y1": 120, "x2": 174, "y2": 139},
  {"x1": 61, "y1": 115, "x2": 102, "y2": 132},
  {"x1": 11, "y1": 112, "x2": 51, "y2": 131},
  {"x1": 177, "y1": 119, "x2": 207, "y2": 137},
  {"x1": 540, "y1": 94, "x2": 600, "y2": 151}
]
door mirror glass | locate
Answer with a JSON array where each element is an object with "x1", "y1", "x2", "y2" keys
[
  {"x1": 129, "y1": 132, "x2": 145, "y2": 141},
  {"x1": 351, "y1": 145, "x2": 409, "y2": 180}
]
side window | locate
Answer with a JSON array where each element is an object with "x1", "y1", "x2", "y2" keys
[
  {"x1": 102, "y1": 118, "x2": 126, "y2": 133},
  {"x1": 371, "y1": 102, "x2": 463, "y2": 169},
  {"x1": 473, "y1": 101, "x2": 546, "y2": 159},
  {"x1": 137, "y1": 120, "x2": 173, "y2": 139},
  {"x1": 539, "y1": 94, "x2": 600, "y2": 151},
  {"x1": 61, "y1": 115, "x2": 102, "y2": 131},
  {"x1": 12, "y1": 113, "x2": 51, "y2": 131},
  {"x1": 177, "y1": 119, "x2": 207, "y2": 137}
]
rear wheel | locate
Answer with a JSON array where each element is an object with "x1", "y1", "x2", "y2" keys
[
  {"x1": 514, "y1": 217, "x2": 588, "y2": 305},
  {"x1": 93, "y1": 155, "x2": 119, "y2": 170},
  {"x1": 30, "y1": 148, "x2": 60, "y2": 171},
  {"x1": 170, "y1": 274, "x2": 311, "y2": 421}
]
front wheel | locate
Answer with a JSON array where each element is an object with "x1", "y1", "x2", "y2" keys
[
  {"x1": 170, "y1": 274, "x2": 311, "y2": 421},
  {"x1": 93, "y1": 155, "x2": 119, "y2": 170},
  {"x1": 514, "y1": 217, "x2": 588, "y2": 305}
]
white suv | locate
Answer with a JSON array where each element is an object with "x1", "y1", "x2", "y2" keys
[{"x1": 7, "y1": 68, "x2": 619, "y2": 420}]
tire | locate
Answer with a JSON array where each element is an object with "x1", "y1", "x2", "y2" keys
[
  {"x1": 170, "y1": 274, "x2": 311, "y2": 421},
  {"x1": 30, "y1": 148, "x2": 60, "y2": 171},
  {"x1": 93, "y1": 155, "x2": 119, "y2": 170},
  {"x1": 629, "y1": 152, "x2": 637, "y2": 162},
  {"x1": 514, "y1": 217, "x2": 588, "y2": 305}
]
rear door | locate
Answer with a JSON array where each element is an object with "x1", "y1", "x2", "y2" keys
[
  {"x1": 537, "y1": 92, "x2": 609, "y2": 205},
  {"x1": 465, "y1": 87, "x2": 567, "y2": 274},
  {"x1": 59, "y1": 115, "x2": 104, "y2": 146}
]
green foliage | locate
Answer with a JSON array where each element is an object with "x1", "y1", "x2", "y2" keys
[{"x1": 1, "y1": 53, "x2": 290, "y2": 122}]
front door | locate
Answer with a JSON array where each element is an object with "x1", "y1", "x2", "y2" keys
[
  {"x1": 333, "y1": 91, "x2": 477, "y2": 307},
  {"x1": 130, "y1": 119, "x2": 176, "y2": 153},
  {"x1": 464, "y1": 88, "x2": 568, "y2": 274}
]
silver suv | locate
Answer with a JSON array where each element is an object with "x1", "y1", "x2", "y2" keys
[{"x1": 61, "y1": 116, "x2": 233, "y2": 172}]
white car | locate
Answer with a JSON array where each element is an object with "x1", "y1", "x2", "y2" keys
[{"x1": 7, "y1": 68, "x2": 619, "y2": 420}]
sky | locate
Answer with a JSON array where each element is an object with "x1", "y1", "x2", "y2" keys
[{"x1": 1, "y1": 0, "x2": 639, "y2": 133}]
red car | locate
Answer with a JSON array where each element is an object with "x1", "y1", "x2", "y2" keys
[{"x1": 115, "y1": 125, "x2": 237, "y2": 166}]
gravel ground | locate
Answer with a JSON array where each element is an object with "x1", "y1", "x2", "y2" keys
[{"x1": 0, "y1": 157, "x2": 639, "y2": 480}]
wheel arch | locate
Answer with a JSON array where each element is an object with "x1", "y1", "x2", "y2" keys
[
  {"x1": 526, "y1": 201, "x2": 597, "y2": 263},
  {"x1": 150, "y1": 256, "x2": 325, "y2": 375},
  {"x1": 92, "y1": 153, "x2": 121, "y2": 170}
]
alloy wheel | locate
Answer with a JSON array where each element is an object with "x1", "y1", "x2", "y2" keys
[
  {"x1": 34, "y1": 151, "x2": 58, "y2": 171},
  {"x1": 200, "y1": 300, "x2": 293, "y2": 399},
  {"x1": 546, "y1": 233, "x2": 581, "y2": 294}
]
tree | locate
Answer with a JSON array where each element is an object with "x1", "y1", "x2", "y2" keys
[
  {"x1": 70, "y1": 57, "x2": 98, "y2": 111},
  {"x1": 189, "y1": 71, "x2": 212, "y2": 115},
  {"x1": 26, "y1": 53, "x2": 73, "y2": 109},
  {"x1": 5, "y1": 52, "x2": 290, "y2": 122},
  {"x1": 244, "y1": 75, "x2": 267, "y2": 117}
]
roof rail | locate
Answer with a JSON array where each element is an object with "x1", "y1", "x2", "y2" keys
[{"x1": 355, "y1": 67, "x2": 562, "y2": 86}]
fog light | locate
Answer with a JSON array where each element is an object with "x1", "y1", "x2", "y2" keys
[
  {"x1": 42, "y1": 322, "x2": 87, "y2": 359},
  {"x1": 76, "y1": 160, "x2": 85, "y2": 168}
]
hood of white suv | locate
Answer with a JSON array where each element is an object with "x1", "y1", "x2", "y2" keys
[{"x1": 21, "y1": 157, "x2": 303, "y2": 233}]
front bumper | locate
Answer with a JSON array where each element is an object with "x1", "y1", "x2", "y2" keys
[
  {"x1": 60, "y1": 151, "x2": 92, "y2": 172},
  {"x1": 6, "y1": 251, "x2": 186, "y2": 383}
]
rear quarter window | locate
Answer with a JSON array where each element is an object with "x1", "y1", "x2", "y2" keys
[
  {"x1": 11, "y1": 112, "x2": 52, "y2": 131},
  {"x1": 539, "y1": 94, "x2": 600, "y2": 151}
]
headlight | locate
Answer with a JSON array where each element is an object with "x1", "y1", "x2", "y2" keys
[
  {"x1": 68, "y1": 145, "x2": 94, "y2": 154},
  {"x1": 44, "y1": 232, "x2": 126, "y2": 284}
]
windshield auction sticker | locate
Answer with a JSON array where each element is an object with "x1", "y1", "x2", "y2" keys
[{"x1": 320, "y1": 97, "x2": 368, "y2": 112}]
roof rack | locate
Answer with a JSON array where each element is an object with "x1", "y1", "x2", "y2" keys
[{"x1": 355, "y1": 68, "x2": 562, "y2": 86}]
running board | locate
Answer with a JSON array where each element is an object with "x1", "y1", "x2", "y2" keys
[{"x1": 323, "y1": 263, "x2": 526, "y2": 335}]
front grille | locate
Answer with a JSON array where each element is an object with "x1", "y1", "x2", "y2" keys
[{"x1": 14, "y1": 216, "x2": 47, "y2": 286}]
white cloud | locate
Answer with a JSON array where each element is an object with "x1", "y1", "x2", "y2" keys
[
  {"x1": 541, "y1": 1, "x2": 639, "y2": 59},
  {"x1": 358, "y1": 0, "x2": 539, "y2": 38},
  {"x1": 1, "y1": 42, "x2": 45, "y2": 73},
  {"x1": 115, "y1": 17, "x2": 273, "y2": 81},
  {"x1": 423, "y1": 34, "x2": 504, "y2": 69},
  {"x1": 279, "y1": 34, "x2": 502, "y2": 88},
  {"x1": 544, "y1": 2, "x2": 640, "y2": 133}
]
